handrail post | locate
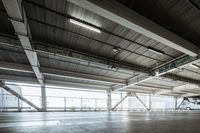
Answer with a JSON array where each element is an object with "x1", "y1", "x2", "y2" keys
[
  {"x1": 81, "y1": 98, "x2": 83, "y2": 111},
  {"x1": 64, "y1": 97, "x2": 66, "y2": 112},
  {"x1": 95, "y1": 98, "x2": 97, "y2": 111},
  {"x1": 17, "y1": 97, "x2": 21, "y2": 112}
]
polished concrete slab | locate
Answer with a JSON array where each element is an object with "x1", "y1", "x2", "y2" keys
[{"x1": 0, "y1": 111, "x2": 200, "y2": 133}]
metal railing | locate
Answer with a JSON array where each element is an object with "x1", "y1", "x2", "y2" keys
[
  {"x1": 0, "y1": 94, "x2": 110, "y2": 111},
  {"x1": 46, "y1": 96, "x2": 108, "y2": 111},
  {"x1": 0, "y1": 94, "x2": 180, "y2": 112}
]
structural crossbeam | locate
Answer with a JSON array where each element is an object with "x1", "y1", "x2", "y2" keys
[
  {"x1": 0, "y1": 61, "x2": 126, "y2": 85},
  {"x1": 2, "y1": 0, "x2": 44, "y2": 86},
  {"x1": 0, "y1": 36, "x2": 200, "y2": 92},
  {"x1": 69, "y1": 0, "x2": 199, "y2": 56},
  {"x1": 0, "y1": 75, "x2": 110, "y2": 91},
  {"x1": 177, "y1": 99, "x2": 185, "y2": 109},
  {"x1": 67, "y1": 0, "x2": 200, "y2": 92},
  {"x1": 111, "y1": 92, "x2": 133, "y2": 111},
  {"x1": 134, "y1": 93, "x2": 149, "y2": 111},
  {"x1": 0, "y1": 81, "x2": 40, "y2": 111},
  {"x1": 113, "y1": 55, "x2": 200, "y2": 91}
]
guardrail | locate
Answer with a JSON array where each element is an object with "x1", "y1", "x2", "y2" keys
[
  {"x1": 0, "y1": 94, "x2": 180, "y2": 112},
  {"x1": 0, "y1": 94, "x2": 110, "y2": 111}
]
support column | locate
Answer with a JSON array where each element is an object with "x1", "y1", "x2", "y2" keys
[
  {"x1": 174, "y1": 97, "x2": 177, "y2": 110},
  {"x1": 149, "y1": 94, "x2": 152, "y2": 111},
  {"x1": 107, "y1": 89, "x2": 112, "y2": 111},
  {"x1": 17, "y1": 97, "x2": 21, "y2": 112},
  {"x1": 41, "y1": 86, "x2": 46, "y2": 112},
  {"x1": 64, "y1": 97, "x2": 66, "y2": 112},
  {"x1": 95, "y1": 98, "x2": 97, "y2": 111},
  {"x1": 81, "y1": 98, "x2": 83, "y2": 111},
  {"x1": 120, "y1": 93, "x2": 123, "y2": 110}
]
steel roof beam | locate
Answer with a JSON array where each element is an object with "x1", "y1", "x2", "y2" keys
[
  {"x1": 173, "y1": 84, "x2": 200, "y2": 92},
  {"x1": 1, "y1": 61, "x2": 199, "y2": 94},
  {"x1": 45, "y1": 80, "x2": 110, "y2": 90},
  {"x1": 2, "y1": 0, "x2": 44, "y2": 86},
  {"x1": 67, "y1": 0, "x2": 200, "y2": 91},
  {"x1": 0, "y1": 61, "x2": 126, "y2": 85},
  {"x1": 163, "y1": 73, "x2": 200, "y2": 85},
  {"x1": 0, "y1": 36, "x2": 200, "y2": 91},
  {"x1": 69, "y1": 0, "x2": 200, "y2": 57},
  {"x1": 112, "y1": 55, "x2": 200, "y2": 91},
  {"x1": 41, "y1": 67, "x2": 126, "y2": 85},
  {"x1": 179, "y1": 93, "x2": 200, "y2": 98},
  {"x1": 134, "y1": 84, "x2": 172, "y2": 91},
  {"x1": 0, "y1": 34, "x2": 149, "y2": 74},
  {"x1": 0, "y1": 66, "x2": 198, "y2": 95},
  {"x1": 0, "y1": 75, "x2": 110, "y2": 91},
  {"x1": 154, "y1": 84, "x2": 200, "y2": 95}
]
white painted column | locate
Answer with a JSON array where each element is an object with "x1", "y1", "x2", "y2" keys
[
  {"x1": 120, "y1": 93, "x2": 123, "y2": 110},
  {"x1": 174, "y1": 97, "x2": 177, "y2": 110},
  {"x1": 107, "y1": 89, "x2": 112, "y2": 111},
  {"x1": 149, "y1": 94, "x2": 152, "y2": 111},
  {"x1": 41, "y1": 86, "x2": 46, "y2": 111}
]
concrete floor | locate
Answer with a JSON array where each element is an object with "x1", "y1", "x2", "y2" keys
[{"x1": 0, "y1": 111, "x2": 200, "y2": 133}]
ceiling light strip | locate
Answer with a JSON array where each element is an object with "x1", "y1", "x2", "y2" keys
[{"x1": 69, "y1": 19, "x2": 101, "y2": 33}]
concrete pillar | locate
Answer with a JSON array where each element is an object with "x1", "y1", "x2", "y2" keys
[
  {"x1": 120, "y1": 93, "x2": 123, "y2": 110},
  {"x1": 174, "y1": 97, "x2": 177, "y2": 110},
  {"x1": 95, "y1": 98, "x2": 97, "y2": 111},
  {"x1": 64, "y1": 97, "x2": 66, "y2": 112},
  {"x1": 149, "y1": 94, "x2": 152, "y2": 110},
  {"x1": 81, "y1": 98, "x2": 83, "y2": 111},
  {"x1": 107, "y1": 89, "x2": 112, "y2": 111},
  {"x1": 17, "y1": 97, "x2": 21, "y2": 112},
  {"x1": 41, "y1": 86, "x2": 46, "y2": 111}
]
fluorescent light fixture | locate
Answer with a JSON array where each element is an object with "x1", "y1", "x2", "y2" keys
[
  {"x1": 148, "y1": 47, "x2": 164, "y2": 55},
  {"x1": 190, "y1": 64, "x2": 199, "y2": 69},
  {"x1": 69, "y1": 19, "x2": 101, "y2": 33}
]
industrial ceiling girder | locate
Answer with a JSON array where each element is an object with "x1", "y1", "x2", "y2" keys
[
  {"x1": 2, "y1": 0, "x2": 44, "y2": 86},
  {"x1": 68, "y1": 0, "x2": 200, "y2": 57},
  {"x1": 0, "y1": 62, "x2": 200, "y2": 96},
  {"x1": 65, "y1": 0, "x2": 200, "y2": 92},
  {"x1": 0, "y1": 61, "x2": 126, "y2": 85},
  {"x1": 0, "y1": 35, "x2": 200, "y2": 92},
  {"x1": 0, "y1": 75, "x2": 110, "y2": 91}
]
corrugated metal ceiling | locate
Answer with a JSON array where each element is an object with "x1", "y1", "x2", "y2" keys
[
  {"x1": 24, "y1": 0, "x2": 182, "y2": 68},
  {"x1": 44, "y1": 75, "x2": 116, "y2": 87},
  {"x1": 37, "y1": 52, "x2": 135, "y2": 80},
  {"x1": 0, "y1": 0, "x2": 199, "y2": 96},
  {"x1": 0, "y1": 45, "x2": 29, "y2": 64},
  {"x1": 116, "y1": 0, "x2": 200, "y2": 47},
  {"x1": 0, "y1": 2, "x2": 15, "y2": 35}
]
